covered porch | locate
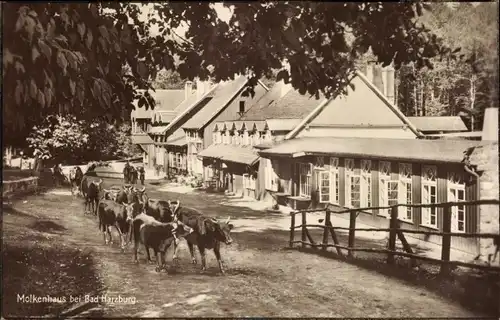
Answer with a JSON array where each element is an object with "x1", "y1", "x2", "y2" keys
[{"x1": 198, "y1": 144, "x2": 260, "y2": 197}]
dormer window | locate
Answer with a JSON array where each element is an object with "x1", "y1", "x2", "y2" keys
[{"x1": 239, "y1": 101, "x2": 245, "y2": 115}]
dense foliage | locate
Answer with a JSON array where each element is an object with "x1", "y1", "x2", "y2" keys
[
  {"x1": 395, "y1": 2, "x2": 498, "y2": 130},
  {"x1": 3, "y1": 2, "x2": 456, "y2": 149},
  {"x1": 26, "y1": 115, "x2": 141, "y2": 165}
]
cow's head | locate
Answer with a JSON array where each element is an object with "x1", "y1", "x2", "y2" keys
[
  {"x1": 168, "y1": 199, "x2": 181, "y2": 220},
  {"x1": 171, "y1": 221, "x2": 194, "y2": 238},
  {"x1": 133, "y1": 186, "x2": 147, "y2": 203},
  {"x1": 92, "y1": 179, "x2": 103, "y2": 190},
  {"x1": 102, "y1": 189, "x2": 117, "y2": 201},
  {"x1": 123, "y1": 185, "x2": 133, "y2": 194},
  {"x1": 205, "y1": 217, "x2": 234, "y2": 245},
  {"x1": 124, "y1": 203, "x2": 135, "y2": 222}
]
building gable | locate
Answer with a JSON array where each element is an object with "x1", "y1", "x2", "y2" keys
[{"x1": 289, "y1": 71, "x2": 421, "y2": 140}]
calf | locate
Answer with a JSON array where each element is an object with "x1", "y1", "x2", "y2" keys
[
  {"x1": 84, "y1": 178, "x2": 103, "y2": 215},
  {"x1": 174, "y1": 205, "x2": 234, "y2": 274},
  {"x1": 131, "y1": 213, "x2": 193, "y2": 272},
  {"x1": 98, "y1": 200, "x2": 135, "y2": 251}
]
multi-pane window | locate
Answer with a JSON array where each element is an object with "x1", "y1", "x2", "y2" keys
[
  {"x1": 399, "y1": 163, "x2": 413, "y2": 221},
  {"x1": 318, "y1": 171, "x2": 331, "y2": 203},
  {"x1": 330, "y1": 158, "x2": 340, "y2": 204},
  {"x1": 242, "y1": 130, "x2": 249, "y2": 146},
  {"x1": 344, "y1": 159, "x2": 357, "y2": 208},
  {"x1": 361, "y1": 160, "x2": 372, "y2": 208},
  {"x1": 448, "y1": 172, "x2": 466, "y2": 232},
  {"x1": 421, "y1": 165, "x2": 438, "y2": 228},
  {"x1": 378, "y1": 161, "x2": 392, "y2": 216},
  {"x1": 249, "y1": 132, "x2": 255, "y2": 147},
  {"x1": 254, "y1": 132, "x2": 262, "y2": 145},
  {"x1": 299, "y1": 163, "x2": 312, "y2": 197}
]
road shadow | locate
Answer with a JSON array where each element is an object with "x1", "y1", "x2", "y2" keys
[
  {"x1": 30, "y1": 220, "x2": 67, "y2": 233},
  {"x1": 3, "y1": 243, "x2": 105, "y2": 318},
  {"x1": 232, "y1": 227, "x2": 498, "y2": 317}
]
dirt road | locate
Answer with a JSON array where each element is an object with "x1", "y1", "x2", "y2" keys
[{"x1": 2, "y1": 180, "x2": 481, "y2": 317}]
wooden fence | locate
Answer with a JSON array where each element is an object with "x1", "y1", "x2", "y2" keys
[{"x1": 289, "y1": 199, "x2": 500, "y2": 275}]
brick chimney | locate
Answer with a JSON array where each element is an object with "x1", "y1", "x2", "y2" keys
[{"x1": 184, "y1": 81, "x2": 193, "y2": 100}]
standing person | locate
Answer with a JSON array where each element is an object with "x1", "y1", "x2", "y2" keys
[
  {"x1": 139, "y1": 167, "x2": 145, "y2": 186},
  {"x1": 123, "y1": 161, "x2": 130, "y2": 184}
]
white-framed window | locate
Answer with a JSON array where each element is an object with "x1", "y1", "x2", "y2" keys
[
  {"x1": 249, "y1": 132, "x2": 255, "y2": 146},
  {"x1": 448, "y1": 171, "x2": 466, "y2": 232},
  {"x1": 264, "y1": 130, "x2": 272, "y2": 143},
  {"x1": 330, "y1": 157, "x2": 340, "y2": 205},
  {"x1": 345, "y1": 159, "x2": 372, "y2": 208},
  {"x1": 299, "y1": 163, "x2": 312, "y2": 198},
  {"x1": 143, "y1": 152, "x2": 148, "y2": 164},
  {"x1": 242, "y1": 130, "x2": 249, "y2": 146},
  {"x1": 234, "y1": 133, "x2": 241, "y2": 145},
  {"x1": 421, "y1": 165, "x2": 438, "y2": 228},
  {"x1": 398, "y1": 163, "x2": 413, "y2": 222},
  {"x1": 254, "y1": 132, "x2": 262, "y2": 145},
  {"x1": 345, "y1": 159, "x2": 354, "y2": 207},
  {"x1": 217, "y1": 132, "x2": 222, "y2": 144},
  {"x1": 318, "y1": 170, "x2": 331, "y2": 203},
  {"x1": 175, "y1": 153, "x2": 181, "y2": 169},
  {"x1": 264, "y1": 159, "x2": 278, "y2": 191},
  {"x1": 378, "y1": 160, "x2": 392, "y2": 216},
  {"x1": 243, "y1": 174, "x2": 256, "y2": 190},
  {"x1": 361, "y1": 160, "x2": 372, "y2": 208}
]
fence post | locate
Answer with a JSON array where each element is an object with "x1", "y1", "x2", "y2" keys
[
  {"x1": 302, "y1": 211, "x2": 307, "y2": 249},
  {"x1": 440, "y1": 204, "x2": 452, "y2": 276},
  {"x1": 289, "y1": 213, "x2": 295, "y2": 248},
  {"x1": 387, "y1": 206, "x2": 398, "y2": 265},
  {"x1": 348, "y1": 210, "x2": 357, "y2": 258},
  {"x1": 322, "y1": 209, "x2": 331, "y2": 251}
]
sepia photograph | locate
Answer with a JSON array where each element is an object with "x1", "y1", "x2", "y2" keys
[{"x1": 2, "y1": 1, "x2": 499, "y2": 318}]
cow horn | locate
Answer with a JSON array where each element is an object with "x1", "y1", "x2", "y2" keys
[
  {"x1": 226, "y1": 216, "x2": 231, "y2": 224},
  {"x1": 98, "y1": 179, "x2": 103, "y2": 184},
  {"x1": 168, "y1": 200, "x2": 171, "y2": 206},
  {"x1": 140, "y1": 186, "x2": 146, "y2": 192},
  {"x1": 211, "y1": 217, "x2": 218, "y2": 223}
]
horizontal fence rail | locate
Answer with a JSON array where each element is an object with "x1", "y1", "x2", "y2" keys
[{"x1": 288, "y1": 199, "x2": 500, "y2": 276}]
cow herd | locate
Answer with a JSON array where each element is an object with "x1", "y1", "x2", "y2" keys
[{"x1": 74, "y1": 175, "x2": 235, "y2": 274}]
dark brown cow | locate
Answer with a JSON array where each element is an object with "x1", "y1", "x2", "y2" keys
[
  {"x1": 98, "y1": 200, "x2": 135, "y2": 251},
  {"x1": 131, "y1": 213, "x2": 193, "y2": 272},
  {"x1": 173, "y1": 205, "x2": 234, "y2": 274},
  {"x1": 82, "y1": 178, "x2": 103, "y2": 215}
]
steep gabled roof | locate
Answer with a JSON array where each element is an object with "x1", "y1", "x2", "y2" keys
[
  {"x1": 131, "y1": 89, "x2": 187, "y2": 119},
  {"x1": 407, "y1": 116, "x2": 468, "y2": 132},
  {"x1": 160, "y1": 85, "x2": 219, "y2": 135},
  {"x1": 182, "y1": 76, "x2": 250, "y2": 130},
  {"x1": 285, "y1": 70, "x2": 421, "y2": 139}
]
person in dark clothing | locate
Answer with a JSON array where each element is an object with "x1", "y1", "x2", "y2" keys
[
  {"x1": 123, "y1": 161, "x2": 131, "y2": 184},
  {"x1": 139, "y1": 167, "x2": 145, "y2": 185}
]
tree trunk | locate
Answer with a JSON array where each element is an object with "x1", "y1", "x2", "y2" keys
[
  {"x1": 413, "y1": 66, "x2": 418, "y2": 116},
  {"x1": 420, "y1": 79, "x2": 425, "y2": 116},
  {"x1": 470, "y1": 74, "x2": 477, "y2": 131}
]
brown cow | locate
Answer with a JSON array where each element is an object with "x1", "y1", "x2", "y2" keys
[
  {"x1": 131, "y1": 213, "x2": 193, "y2": 272},
  {"x1": 98, "y1": 200, "x2": 135, "y2": 252}
]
